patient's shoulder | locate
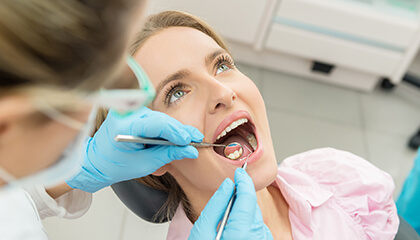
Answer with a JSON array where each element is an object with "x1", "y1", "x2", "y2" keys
[
  {"x1": 279, "y1": 147, "x2": 393, "y2": 190},
  {"x1": 278, "y1": 148, "x2": 399, "y2": 239}
]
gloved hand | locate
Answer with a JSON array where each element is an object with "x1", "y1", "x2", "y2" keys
[
  {"x1": 189, "y1": 168, "x2": 273, "y2": 240},
  {"x1": 66, "y1": 107, "x2": 203, "y2": 193}
]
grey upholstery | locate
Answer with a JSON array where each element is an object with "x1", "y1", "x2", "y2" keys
[
  {"x1": 112, "y1": 179, "x2": 420, "y2": 239},
  {"x1": 396, "y1": 215, "x2": 420, "y2": 240},
  {"x1": 111, "y1": 179, "x2": 169, "y2": 223}
]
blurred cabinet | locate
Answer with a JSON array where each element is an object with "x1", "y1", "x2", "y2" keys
[
  {"x1": 146, "y1": 0, "x2": 270, "y2": 45},
  {"x1": 146, "y1": 0, "x2": 420, "y2": 91}
]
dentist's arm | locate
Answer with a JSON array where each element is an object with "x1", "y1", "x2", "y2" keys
[
  {"x1": 189, "y1": 168, "x2": 273, "y2": 240},
  {"x1": 66, "y1": 107, "x2": 203, "y2": 193},
  {"x1": 45, "y1": 182, "x2": 73, "y2": 199}
]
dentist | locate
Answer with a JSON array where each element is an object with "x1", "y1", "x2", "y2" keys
[{"x1": 0, "y1": 1, "x2": 272, "y2": 239}]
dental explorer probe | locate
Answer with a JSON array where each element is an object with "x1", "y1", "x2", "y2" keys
[
  {"x1": 114, "y1": 134, "x2": 227, "y2": 148},
  {"x1": 215, "y1": 148, "x2": 250, "y2": 240}
]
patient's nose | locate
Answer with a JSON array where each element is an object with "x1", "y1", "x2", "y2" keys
[{"x1": 207, "y1": 80, "x2": 236, "y2": 113}]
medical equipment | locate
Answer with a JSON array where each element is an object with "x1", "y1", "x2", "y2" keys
[
  {"x1": 21, "y1": 56, "x2": 155, "y2": 119},
  {"x1": 224, "y1": 142, "x2": 244, "y2": 160},
  {"x1": 115, "y1": 134, "x2": 227, "y2": 148},
  {"x1": 95, "y1": 56, "x2": 156, "y2": 114},
  {"x1": 397, "y1": 74, "x2": 420, "y2": 150},
  {"x1": 215, "y1": 146, "x2": 251, "y2": 240}
]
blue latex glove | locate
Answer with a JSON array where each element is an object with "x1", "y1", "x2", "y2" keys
[
  {"x1": 189, "y1": 168, "x2": 273, "y2": 240},
  {"x1": 66, "y1": 107, "x2": 203, "y2": 193}
]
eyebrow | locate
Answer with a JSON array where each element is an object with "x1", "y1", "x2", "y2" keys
[
  {"x1": 205, "y1": 49, "x2": 227, "y2": 66},
  {"x1": 154, "y1": 69, "x2": 191, "y2": 99},
  {"x1": 153, "y1": 49, "x2": 228, "y2": 105}
]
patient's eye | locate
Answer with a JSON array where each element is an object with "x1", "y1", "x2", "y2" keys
[
  {"x1": 164, "y1": 82, "x2": 189, "y2": 106},
  {"x1": 170, "y1": 89, "x2": 186, "y2": 103},
  {"x1": 215, "y1": 55, "x2": 235, "y2": 75},
  {"x1": 216, "y1": 64, "x2": 230, "y2": 75}
]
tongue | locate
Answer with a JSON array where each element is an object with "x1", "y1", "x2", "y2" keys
[{"x1": 214, "y1": 135, "x2": 253, "y2": 160}]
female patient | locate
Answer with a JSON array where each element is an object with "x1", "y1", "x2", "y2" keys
[{"x1": 98, "y1": 11, "x2": 399, "y2": 239}]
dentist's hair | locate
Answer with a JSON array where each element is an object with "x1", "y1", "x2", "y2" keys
[
  {"x1": 131, "y1": 10, "x2": 231, "y2": 223},
  {"x1": 0, "y1": 0, "x2": 144, "y2": 93}
]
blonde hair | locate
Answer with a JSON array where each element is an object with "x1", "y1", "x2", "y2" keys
[
  {"x1": 0, "y1": 0, "x2": 143, "y2": 93},
  {"x1": 131, "y1": 10, "x2": 230, "y2": 56}
]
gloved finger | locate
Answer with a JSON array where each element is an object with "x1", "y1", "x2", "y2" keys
[
  {"x1": 254, "y1": 204, "x2": 264, "y2": 228},
  {"x1": 252, "y1": 204, "x2": 272, "y2": 239},
  {"x1": 225, "y1": 168, "x2": 257, "y2": 231},
  {"x1": 263, "y1": 224, "x2": 274, "y2": 240},
  {"x1": 131, "y1": 113, "x2": 193, "y2": 145},
  {"x1": 183, "y1": 125, "x2": 204, "y2": 143},
  {"x1": 257, "y1": 205, "x2": 274, "y2": 240},
  {"x1": 189, "y1": 178, "x2": 234, "y2": 239}
]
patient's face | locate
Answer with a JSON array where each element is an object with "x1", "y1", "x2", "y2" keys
[{"x1": 135, "y1": 27, "x2": 277, "y2": 199}]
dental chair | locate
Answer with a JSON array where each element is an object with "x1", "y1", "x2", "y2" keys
[
  {"x1": 112, "y1": 179, "x2": 420, "y2": 239},
  {"x1": 112, "y1": 179, "x2": 170, "y2": 223}
]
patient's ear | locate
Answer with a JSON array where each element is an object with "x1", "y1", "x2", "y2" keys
[{"x1": 151, "y1": 164, "x2": 171, "y2": 176}]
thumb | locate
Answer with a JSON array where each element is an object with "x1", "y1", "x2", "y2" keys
[{"x1": 189, "y1": 178, "x2": 234, "y2": 239}]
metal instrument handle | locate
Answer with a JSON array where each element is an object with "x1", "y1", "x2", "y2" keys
[{"x1": 114, "y1": 135, "x2": 226, "y2": 148}]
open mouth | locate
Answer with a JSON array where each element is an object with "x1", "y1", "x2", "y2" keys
[{"x1": 213, "y1": 117, "x2": 258, "y2": 161}]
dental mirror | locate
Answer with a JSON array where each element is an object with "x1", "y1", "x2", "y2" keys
[{"x1": 223, "y1": 142, "x2": 243, "y2": 160}]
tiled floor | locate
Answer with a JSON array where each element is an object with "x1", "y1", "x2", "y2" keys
[{"x1": 43, "y1": 62, "x2": 420, "y2": 240}]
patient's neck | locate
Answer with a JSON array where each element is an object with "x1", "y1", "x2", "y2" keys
[
  {"x1": 257, "y1": 186, "x2": 292, "y2": 239},
  {"x1": 187, "y1": 185, "x2": 292, "y2": 238}
]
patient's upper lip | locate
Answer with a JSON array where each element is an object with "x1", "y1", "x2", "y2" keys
[{"x1": 212, "y1": 110, "x2": 253, "y2": 143}]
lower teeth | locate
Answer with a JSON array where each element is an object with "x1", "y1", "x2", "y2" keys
[
  {"x1": 224, "y1": 142, "x2": 243, "y2": 160},
  {"x1": 220, "y1": 134, "x2": 257, "y2": 160}
]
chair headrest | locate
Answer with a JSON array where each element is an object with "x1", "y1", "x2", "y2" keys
[{"x1": 111, "y1": 179, "x2": 170, "y2": 223}]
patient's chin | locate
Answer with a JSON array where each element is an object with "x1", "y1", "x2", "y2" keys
[{"x1": 249, "y1": 161, "x2": 278, "y2": 191}]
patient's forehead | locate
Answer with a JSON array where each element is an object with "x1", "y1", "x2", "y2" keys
[{"x1": 134, "y1": 27, "x2": 222, "y2": 85}]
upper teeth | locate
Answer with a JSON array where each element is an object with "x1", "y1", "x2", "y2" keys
[
  {"x1": 247, "y1": 134, "x2": 258, "y2": 151},
  {"x1": 216, "y1": 118, "x2": 248, "y2": 141}
]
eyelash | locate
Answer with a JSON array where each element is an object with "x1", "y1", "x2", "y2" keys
[
  {"x1": 163, "y1": 55, "x2": 235, "y2": 107},
  {"x1": 215, "y1": 55, "x2": 235, "y2": 74},
  {"x1": 164, "y1": 82, "x2": 189, "y2": 106}
]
